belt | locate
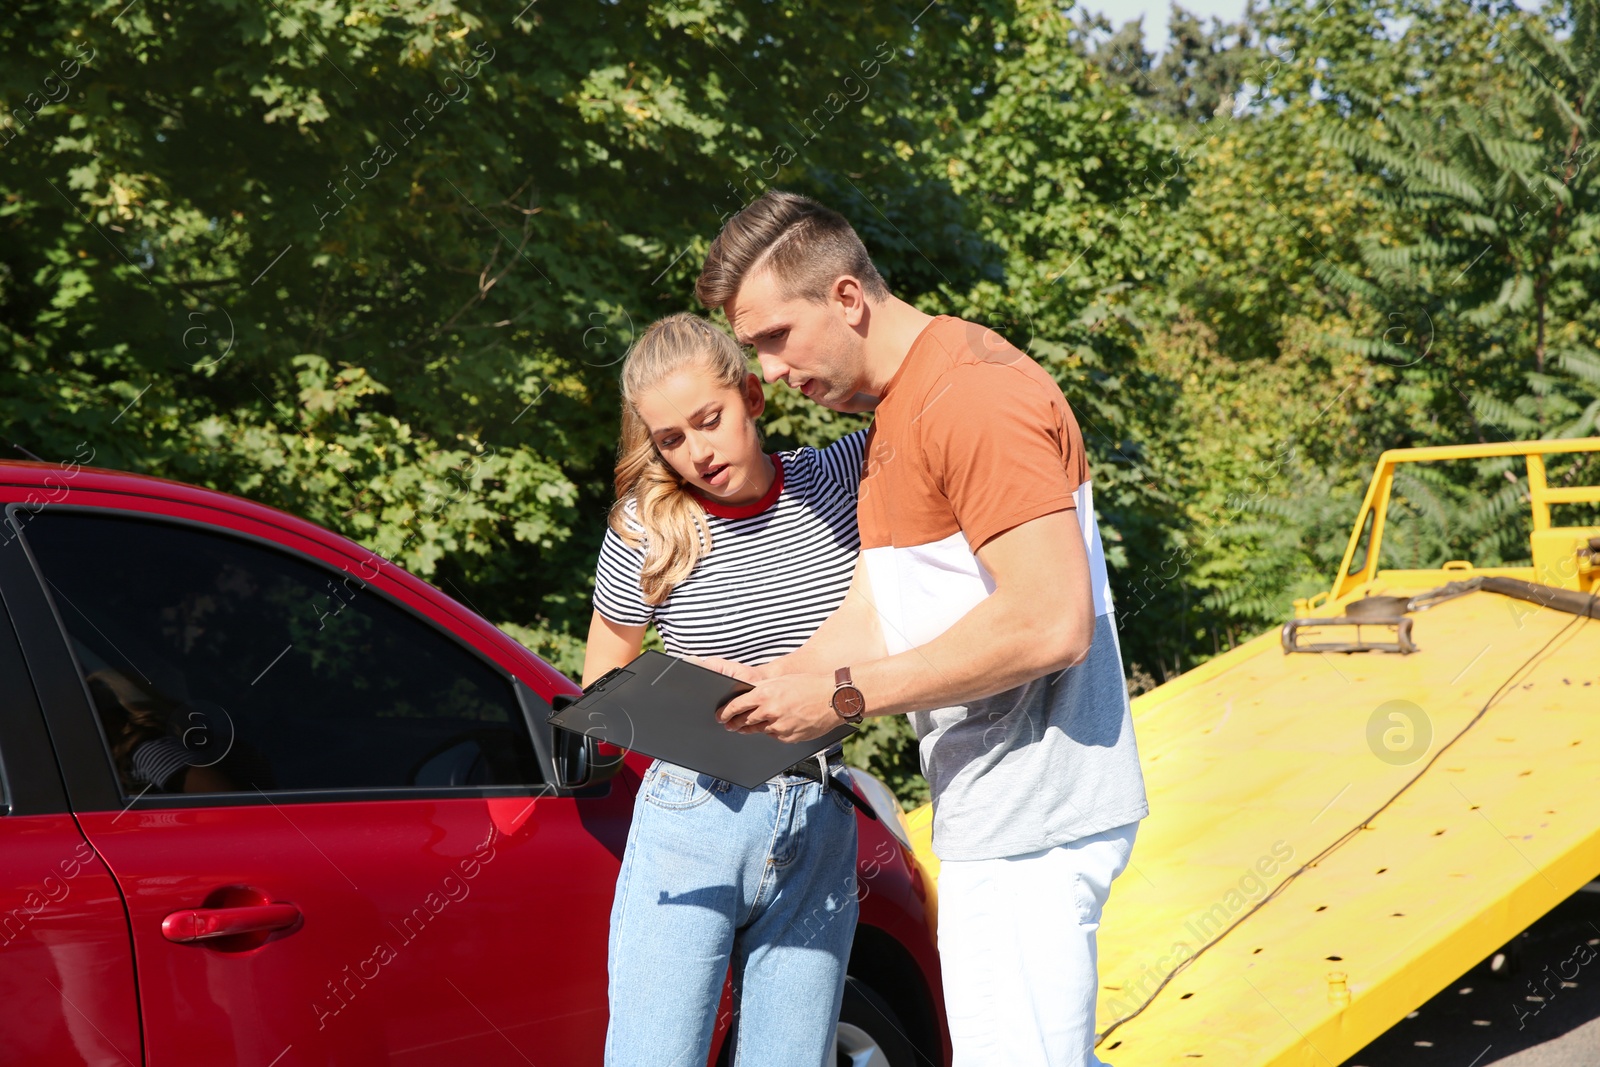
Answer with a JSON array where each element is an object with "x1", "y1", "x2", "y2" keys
[{"x1": 776, "y1": 752, "x2": 879, "y2": 822}]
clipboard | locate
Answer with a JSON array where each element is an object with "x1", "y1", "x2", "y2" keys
[{"x1": 547, "y1": 650, "x2": 857, "y2": 789}]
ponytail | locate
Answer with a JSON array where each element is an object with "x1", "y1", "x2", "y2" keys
[{"x1": 611, "y1": 313, "x2": 753, "y2": 604}]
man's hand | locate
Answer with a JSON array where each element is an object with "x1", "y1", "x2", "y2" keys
[{"x1": 716, "y1": 672, "x2": 842, "y2": 743}]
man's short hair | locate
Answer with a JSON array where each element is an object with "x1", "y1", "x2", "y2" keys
[{"x1": 696, "y1": 190, "x2": 890, "y2": 309}]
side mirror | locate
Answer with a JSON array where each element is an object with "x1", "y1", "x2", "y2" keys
[{"x1": 547, "y1": 693, "x2": 625, "y2": 791}]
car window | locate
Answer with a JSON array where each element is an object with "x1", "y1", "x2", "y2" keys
[{"x1": 23, "y1": 511, "x2": 541, "y2": 798}]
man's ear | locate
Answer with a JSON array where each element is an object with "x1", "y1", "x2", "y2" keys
[
  {"x1": 833, "y1": 275, "x2": 868, "y2": 328},
  {"x1": 743, "y1": 372, "x2": 766, "y2": 418}
]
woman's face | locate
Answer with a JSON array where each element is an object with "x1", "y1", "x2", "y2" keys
[{"x1": 633, "y1": 365, "x2": 769, "y2": 504}]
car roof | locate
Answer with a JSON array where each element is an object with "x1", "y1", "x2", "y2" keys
[{"x1": 0, "y1": 458, "x2": 576, "y2": 696}]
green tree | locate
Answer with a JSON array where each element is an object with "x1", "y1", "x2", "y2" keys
[
  {"x1": 5, "y1": 0, "x2": 1199, "y2": 802},
  {"x1": 1, "y1": 0, "x2": 993, "y2": 687},
  {"x1": 1080, "y1": 2, "x2": 1255, "y2": 122},
  {"x1": 1293, "y1": 0, "x2": 1600, "y2": 559},
  {"x1": 1287, "y1": 0, "x2": 1600, "y2": 444}
]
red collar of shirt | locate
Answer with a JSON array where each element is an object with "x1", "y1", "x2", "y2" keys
[{"x1": 687, "y1": 453, "x2": 783, "y2": 519}]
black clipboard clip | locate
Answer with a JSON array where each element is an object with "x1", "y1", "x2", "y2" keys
[{"x1": 549, "y1": 665, "x2": 629, "y2": 716}]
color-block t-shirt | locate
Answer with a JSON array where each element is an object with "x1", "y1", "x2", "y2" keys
[{"x1": 858, "y1": 316, "x2": 1148, "y2": 861}]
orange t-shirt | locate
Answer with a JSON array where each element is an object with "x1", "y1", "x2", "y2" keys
[{"x1": 859, "y1": 314, "x2": 1106, "y2": 604}]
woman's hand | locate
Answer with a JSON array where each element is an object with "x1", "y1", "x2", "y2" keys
[
  {"x1": 582, "y1": 609, "x2": 647, "y2": 687},
  {"x1": 685, "y1": 654, "x2": 767, "y2": 684}
]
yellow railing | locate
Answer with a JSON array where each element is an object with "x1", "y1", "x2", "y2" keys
[{"x1": 1328, "y1": 438, "x2": 1600, "y2": 601}]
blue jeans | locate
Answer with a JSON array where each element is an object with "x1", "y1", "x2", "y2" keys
[{"x1": 605, "y1": 760, "x2": 860, "y2": 1067}]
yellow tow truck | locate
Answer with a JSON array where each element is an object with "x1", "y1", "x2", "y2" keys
[{"x1": 907, "y1": 438, "x2": 1600, "y2": 1065}]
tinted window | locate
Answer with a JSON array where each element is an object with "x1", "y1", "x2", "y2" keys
[{"x1": 25, "y1": 512, "x2": 540, "y2": 797}]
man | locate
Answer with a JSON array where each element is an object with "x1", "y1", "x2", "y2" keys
[{"x1": 692, "y1": 190, "x2": 1148, "y2": 1066}]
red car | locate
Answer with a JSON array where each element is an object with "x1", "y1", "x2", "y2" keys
[{"x1": 0, "y1": 456, "x2": 947, "y2": 1067}]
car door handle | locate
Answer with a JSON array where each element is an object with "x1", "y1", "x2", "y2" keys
[{"x1": 162, "y1": 903, "x2": 302, "y2": 944}]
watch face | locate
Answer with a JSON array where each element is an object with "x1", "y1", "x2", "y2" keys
[{"x1": 834, "y1": 686, "x2": 866, "y2": 719}]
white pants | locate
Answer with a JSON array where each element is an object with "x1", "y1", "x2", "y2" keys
[{"x1": 936, "y1": 822, "x2": 1139, "y2": 1067}]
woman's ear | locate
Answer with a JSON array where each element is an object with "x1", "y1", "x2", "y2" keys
[{"x1": 743, "y1": 372, "x2": 766, "y2": 418}]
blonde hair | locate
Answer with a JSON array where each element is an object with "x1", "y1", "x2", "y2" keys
[{"x1": 611, "y1": 313, "x2": 755, "y2": 604}]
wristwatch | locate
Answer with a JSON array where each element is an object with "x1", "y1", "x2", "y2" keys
[{"x1": 830, "y1": 667, "x2": 866, "y2": 724}]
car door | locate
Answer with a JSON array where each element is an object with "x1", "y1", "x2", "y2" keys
[
  {"x1": 4, "y1": 500, "x2": 634, "y2": 1066},
  {"x1": 0, "y1": 533, "x2": 143, "y2": 1067}
]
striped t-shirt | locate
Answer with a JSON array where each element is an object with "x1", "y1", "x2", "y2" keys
[{"x1": 593, "y1": 430, "x2": 868, "y2": 666}]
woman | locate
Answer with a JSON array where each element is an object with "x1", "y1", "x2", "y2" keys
[{"x1": 583, "y1": 312, "x2": 868, "y2": 1067}]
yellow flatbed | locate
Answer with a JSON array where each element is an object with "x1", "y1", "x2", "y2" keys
[{"x1": 908, "y1": 439, "x2": 1600, "y2": 1065}]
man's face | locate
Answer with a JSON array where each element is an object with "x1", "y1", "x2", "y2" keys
[{"x1": 725, "y1": 268, "x2": 869, "y2": 412}]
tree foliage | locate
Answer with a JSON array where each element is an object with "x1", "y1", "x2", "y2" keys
[{"x1": 5, "y1": 0, "x2": 1596, "y2": 802}]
